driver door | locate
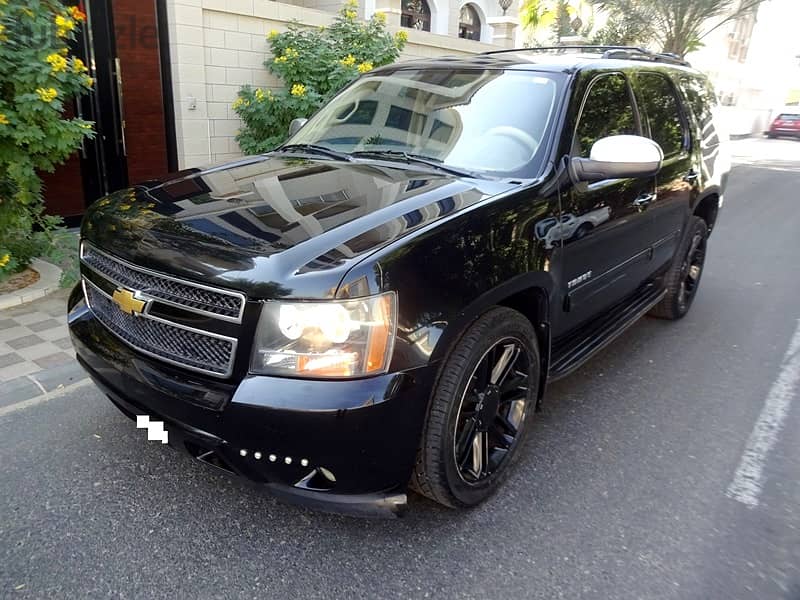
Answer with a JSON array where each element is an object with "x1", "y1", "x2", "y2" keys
[{"x1": 557, "y1": 72, "x2": 657, "y2": 333}]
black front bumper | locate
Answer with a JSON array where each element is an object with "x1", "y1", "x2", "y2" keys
[{"x1": 68, "y1": 290, "x2": 437, "y2": 517}]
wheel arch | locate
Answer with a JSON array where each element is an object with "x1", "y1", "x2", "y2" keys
[
  {"x1": 429, "y1": 273, "x2": 553, "y2": 402},
  {"x1": 693, "y1": 189, "x2": 720, "y2": 235}
]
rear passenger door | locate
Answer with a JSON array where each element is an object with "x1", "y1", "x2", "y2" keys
[
  {"x1": 633, "y1": 71, "x2": 698, "y2": 273},
  {"x1": 558, "y1": 72, "x2": 656, "y2": 333}
]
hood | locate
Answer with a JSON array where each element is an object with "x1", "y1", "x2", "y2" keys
[{"x1": 81, "y1": 155, "x2": 518, "y2": 299}]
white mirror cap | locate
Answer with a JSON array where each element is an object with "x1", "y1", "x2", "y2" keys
[{"x1": 589, "y1": 135, "x2": 664, "y2": 164}]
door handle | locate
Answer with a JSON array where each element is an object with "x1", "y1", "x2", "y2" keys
[
  {"x1": 684, "y1": 170, "x2": 699, "y2": 183},
  {"x1": 633, "y1": 193, "x2": 656, "y2": 208}
]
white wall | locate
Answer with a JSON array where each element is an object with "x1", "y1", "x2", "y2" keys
[
  {"x1": 687, "y1": 0, "x2": 800, "y2": 134},
  {"x1": 166, "y1": 0, "x2": 499, "y2": 169}
]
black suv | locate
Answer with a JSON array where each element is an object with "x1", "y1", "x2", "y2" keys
[{"x1": 68, "y1": 46, "x2": 729, "y2": 516}]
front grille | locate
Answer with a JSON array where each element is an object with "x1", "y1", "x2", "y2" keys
[
  {"x1": 81, "y1": 243, "x2": 245, "y2": 322},
  {"x1": 84, "y1": 280, "x2": 237, "y2": 377}
]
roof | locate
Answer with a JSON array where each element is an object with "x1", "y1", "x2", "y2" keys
[{"x1": 375, "y1": 46, "x2": 699, "y2": 76}]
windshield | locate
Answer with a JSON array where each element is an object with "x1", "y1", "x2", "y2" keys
[{"x1": 287, "y1": 68, "x2": 564, "y2": 178}]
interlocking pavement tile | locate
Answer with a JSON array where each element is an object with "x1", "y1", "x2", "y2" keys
[
  {"x1": 0, "y1": 318, "x2": 16, "y2": 330},
  {"x1": 0, "y1": 326, "x2": 31, "y2": 343},
  {"x1": 17, "y1": 342, "x2": 63, "y2": 361},
  {"x1": 0, "y1": 376, "x2": 43, "y2": 409},
  {"x1": 0, "y1": 353, "x2": 25, "y2": 369},
  {"x1": 31, "y1": 361, "x2": 87, "y2": 392},
  {"x1": 26, "y1": 318, "x2": 64, "y2": 333},
  {"x1": 0, "y1": 361, "x2": 40, "y2": 382},
  {"x1": 6, "y1": 334, "x2": 45, "y2": 350},
  {"x1": 11, "y1": 311, "x2": 52, "y2": 326},
  {"x1": 36, "y1": 326, "x2": 70, "y2": 342},
  {"x1": 53, "y1": 337, "x2": 74, "y2": 350},
  {"x1": 33, "y1": 352, "x2": 73, "y2": 370}
]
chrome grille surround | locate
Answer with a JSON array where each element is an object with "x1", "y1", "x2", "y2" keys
[
  {"x1": 80, "y1": 242, "x2": 245, "y2": 323},
  {"x1": 82, "y1": 278, "x2": 238, "y2": 378}
]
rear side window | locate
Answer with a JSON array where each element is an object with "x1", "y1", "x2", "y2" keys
[
  {"x1": 636, "y1": 72, "x2": 687, "y2": 157},
  {"x1": 680, "y1": 75, "x2": 717, "y2": 130},
  {"x1": 574, "y1": 73, "x2": 638, "y2": 158}
]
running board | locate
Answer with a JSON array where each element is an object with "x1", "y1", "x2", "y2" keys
[{"x1": 549, "y1": 285, "x2": 666, "y2": 381}]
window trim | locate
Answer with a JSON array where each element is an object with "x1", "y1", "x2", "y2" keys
[
  {"x1": 571, "y1": 71, "x2": 643, "y2": 159},
  {"x1": 633, "y1": 70, "x2": 692, "y2": 158}
]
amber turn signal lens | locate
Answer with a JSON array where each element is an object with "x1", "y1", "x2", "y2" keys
[{"x1": 365, "y1": 294, "x2": 394, "y2": 374}]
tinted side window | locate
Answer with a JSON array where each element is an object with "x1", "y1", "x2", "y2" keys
[
  {"x1": 637, "y1": 72, "x2": 687, "y2": 157},
  {"x1": 574, "y1": 73, "x2": 637, "y2": 158},
  {"x1": 679, "y1": 75, "x2": 716, "y2": 131}
]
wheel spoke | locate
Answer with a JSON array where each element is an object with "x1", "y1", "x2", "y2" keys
[
  {"x1": 500, "y1": 369, "x2": 528, "y2": 395},
  {"x1": 495, "y1": 412, "x2": 518, "y2": 437},
  {"x1": 455, "y1": 417, "x2": 478, "y2": 464},
  {"x1": 490, "y1": 343, "x2": 519, "y2": 385},
  {"x1": 469, "y1": 431, "x2": 489, "y2": 478}
]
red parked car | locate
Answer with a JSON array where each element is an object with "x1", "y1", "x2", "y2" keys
[{"x1": 767, "y1": 112, "x2": 800, "y2": 138}]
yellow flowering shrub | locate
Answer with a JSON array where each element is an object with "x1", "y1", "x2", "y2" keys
[
  {"x1": 0, "y1": 0, "x2": 95, "y2": 279},
  {"x1": 46, "y1": 53, "x2": 68, "y2": 73},
  {"x1": 234, "y1": 3, "x2": 405, "y2": 153}
]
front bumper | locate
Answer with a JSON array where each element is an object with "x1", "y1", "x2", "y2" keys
[{"x1": 68, "y1": 288, "x2": 437, "y2": 517}]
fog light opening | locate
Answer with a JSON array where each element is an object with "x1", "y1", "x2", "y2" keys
[{"x1": 294, "y1": 467, "x2": 337, "y2": 491}]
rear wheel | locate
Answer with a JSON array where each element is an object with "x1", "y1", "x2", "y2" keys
[
  {"x1": 650, "y1": 216, "x2": 708, "y2": 320},
  {"x1": 411, "y1": 307, "x2": 539, "y2": 508}
]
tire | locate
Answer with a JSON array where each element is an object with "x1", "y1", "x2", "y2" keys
[
  {"x1": 649, "y1": 216, "x2": 708, "y2": 320},
  {"x1": 572, "y1": 223, "x2": 592, "y2": 240},
  {"x1": 411, "y1": 307, "x2": 540, "y2": 508}
]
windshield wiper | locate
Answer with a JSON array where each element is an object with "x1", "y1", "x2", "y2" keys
[
  {"x1": 276, "y1": 144, "x2": 353, "y2": 162},
  {"x1": 351, "y1": 150, "x2": 476, "y2": 178}
]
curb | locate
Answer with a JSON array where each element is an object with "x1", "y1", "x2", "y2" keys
[{"x1": 0, "y1": 259, "x2": 63, "y2": 310}]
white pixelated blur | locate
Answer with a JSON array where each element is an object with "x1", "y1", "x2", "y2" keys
[{"x1": 136, "y1": 415, "x2": 169, "y2": 444}]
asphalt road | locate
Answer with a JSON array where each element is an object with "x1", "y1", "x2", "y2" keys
[{"x1": 2, "y1": 138, "x2": 800, "y2": 599}]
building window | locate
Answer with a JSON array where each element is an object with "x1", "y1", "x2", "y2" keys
[
  {"x1": 458, "y1": 4, "x2": 481, "y2": 41},
  {"x1": 401, "y1": 0, "x2": 431, "y2": 31},
  {"x1": 727, "y1": 7, "x2": 757, "y2": 63}
]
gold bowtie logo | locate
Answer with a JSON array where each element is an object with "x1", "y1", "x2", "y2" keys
[{"x1": 112, "y1": 287, "x2": 147, "y2": 316}]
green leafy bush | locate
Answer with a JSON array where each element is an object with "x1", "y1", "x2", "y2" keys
[
  {"x1": 0, "y1": 0, "x2": 94, "y2": 281},
  {"x1": 234, "y1": 2, "x2": 407, "y2": 154}
]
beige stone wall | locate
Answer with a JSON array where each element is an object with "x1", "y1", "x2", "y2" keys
[{"x1": 166, "y1": 0, "x2": 498, "y2": 168}]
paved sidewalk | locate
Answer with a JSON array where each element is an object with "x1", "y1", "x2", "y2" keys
[{"x1": 0, "y1": 289, "x2": 86, "y2": 408}]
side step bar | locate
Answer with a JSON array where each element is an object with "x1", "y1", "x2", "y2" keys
[{"x1": 549, "y1": 285, "x2": 666, "y2": 381}]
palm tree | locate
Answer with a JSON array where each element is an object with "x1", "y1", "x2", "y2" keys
[
  {"x1": 520, "y1": 0, "x2": 593, "y2": 44},
  {"x1": 589, "y1": 0, "x2": 766, "y2": 58}
]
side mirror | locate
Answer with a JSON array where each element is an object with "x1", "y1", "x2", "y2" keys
[
  {"x1": 288, "y1": 118, "x2": 308, "y2": 137},
  {"x1": 568, "y1": 135, "x2": 663, "y2": 183}
]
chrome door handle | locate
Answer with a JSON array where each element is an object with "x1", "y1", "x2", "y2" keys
[
  {"x1": 684, "y1": 170, "x2": 699, "y2": 183},
  {"x1": 633, "y1": 193, "x2": 656, "y2": 208}
]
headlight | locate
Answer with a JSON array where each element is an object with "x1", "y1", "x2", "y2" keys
[{"x1": 250, "y1": 292, "x2": 397, "y2": 378}]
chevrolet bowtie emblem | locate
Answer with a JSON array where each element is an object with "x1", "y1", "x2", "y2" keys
[{"x1": 112, "y1": 287, "x2": 147, "y2": 316}]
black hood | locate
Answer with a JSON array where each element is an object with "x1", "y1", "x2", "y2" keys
[{"x1": 81, "y1": 155, "x2": 518, "y2": 299}]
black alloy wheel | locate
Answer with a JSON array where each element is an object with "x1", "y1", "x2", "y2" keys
[
  {"x1": 453, "y1": 338, "x2": 530, "y2": 483},
  {"x1": 678, "y1": 227, "x2": 706, "y2": 312},
  {"x1": 650, "y1": 216, "x2": 709, "y2": 320},
  {"x1": 412, "y1": 307, "x2": 539, "y2": 508}
]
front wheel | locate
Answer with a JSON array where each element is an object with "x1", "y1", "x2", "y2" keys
[
  {"x1": 411, "y1": 307, "x2": 539, "y2": 508},
  {"x1": 649, "y1": 216, "x2": 708, "y2": 320}
]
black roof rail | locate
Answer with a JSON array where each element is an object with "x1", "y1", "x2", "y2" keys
[{"x1": 481, "y1": 45, "x2": 691, "y2": 67}]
